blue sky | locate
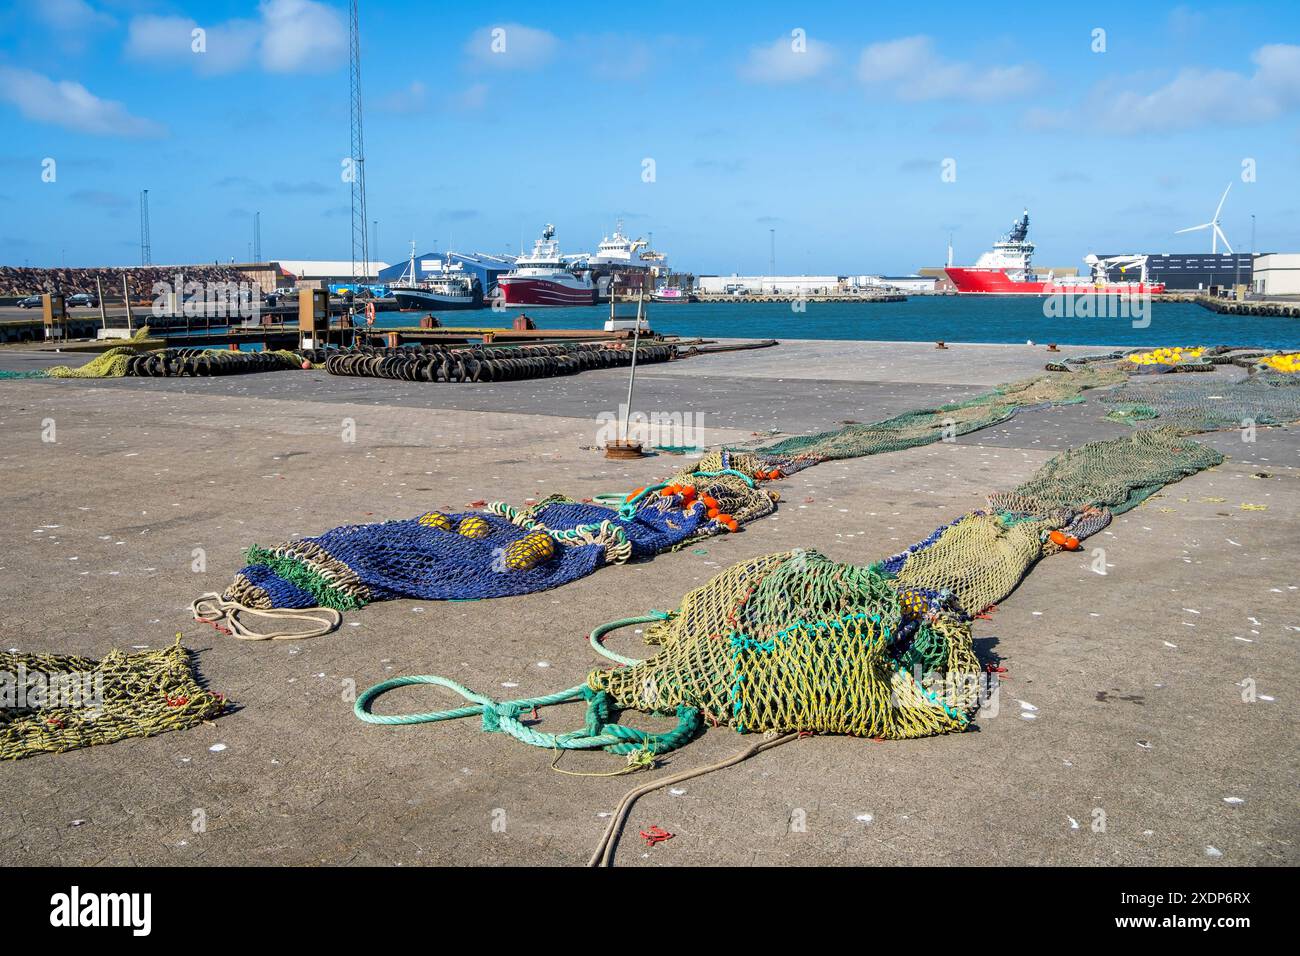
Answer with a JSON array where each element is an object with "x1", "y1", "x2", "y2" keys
[{"x1": 2, "y1": 0, "x2": 1298, "y2": 273}]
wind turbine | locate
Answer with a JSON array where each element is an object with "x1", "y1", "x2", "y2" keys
[{"x1": 1175, "y1": 183, "x2": 1233, "y2": 253}]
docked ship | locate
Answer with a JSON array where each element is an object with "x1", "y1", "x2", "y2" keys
[
  {"x1": 651, "y1": 285, "x2": 694, "y2": 303},
  {"x1": 946, "y1": 211, "x2": 1166, "y2": 295},
  {"x1": 584, "y1": 221, "x2": 672, "y2": 300},
  {"x1": 389, "y1": 243, "x2": 483, "y2": 310},
  {"x1": 498, "y1": 224, "x2": 596, "y2": 306},
  {"x1": 587, "y1": 221, "x2": 649, "y2": 273}
]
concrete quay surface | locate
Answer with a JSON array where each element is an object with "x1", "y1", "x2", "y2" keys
[{"x1": 0, "y1": 339, "x2": 1295, "y2": 867}]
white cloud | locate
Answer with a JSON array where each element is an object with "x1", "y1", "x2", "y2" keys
[
  {"x1": 30, "y1": 0, "x2": 116, "y2": 53},
  {"x1": 1090, "y1": 44, "x2": 1300, "y2": 133},
  {"x1": 126, "y1": 15, "x2": 259, "y2": 74},
  {"x1": 858, "y1": 35, "x2": 1038, "y2": 101},
  {"x1": 124, "y1": 0, "x2": 345, "y2": 75},
  {"x1": 739, "y1": 34, "x2": 834, "y2": 84},
  {"x1": 464, "y1": 23, "x2": 558, "y2": 70},
  {"x1": 33, "y1": 0, "x2": 115, "y2": 32},
  {"x1": 0, "y1": 65, "x2": 164, "y2": 137},
  {"x1": 259, "y1": 0, "x2": 347, "y2": 73}
]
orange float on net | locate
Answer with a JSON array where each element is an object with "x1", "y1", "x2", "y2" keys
[
  {"x1": 626, "y1": 487, "x2": 646, "y2": 503},
  {"x1": 1049, "y1": 530, "x2": 1081, "y2": 551},
  {"x1": 700, "y1": 494, "x2": 718, "y2": 510}
]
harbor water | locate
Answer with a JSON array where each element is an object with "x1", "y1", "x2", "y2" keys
[{"x1": 369, "y1": 297, "x2": 1299, "y2": 349}]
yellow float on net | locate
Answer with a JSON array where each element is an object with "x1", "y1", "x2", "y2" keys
[
  {"x1": 417, "y1": 512, "x2": 453, "y2": 531},
  {"x1": 504, "y1": 531, "x2": 556, "y2": 571},
  {"x1": 1126, "y1": 346, "x2": 1205, "y2": 366},
  {"x1": 457, "y1": 515, "x2": 492, "y2": 539},
  {"x1": 1259, "y1": 352, "x2": 1300, "y2": 373}
]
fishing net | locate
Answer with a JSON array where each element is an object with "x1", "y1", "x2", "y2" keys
[
  {"x1": 585, "y1": 427, "x2": 1221, "y2": 740},
  {"x1": 45, "y1": 345, "x2": 140, "y2": 378},
  {"x1": 996, "y1": 426, "x2": 1225, "y2": 514},
  {"x1": 221, "y1": 495, "x2": 732, "y2": 612},
  {"x1": 358, "y1": 428, "x2": 1224, "y2": 754},
  {"x1": 43, "y1": 327, "x2": 155, "y2": 379},
  {"x1": 749, "y1": 367, "x2": 1123, "y2": 468},
  {"x1": 590, "y1": 550, "x2": 978, "y2": 739},
  {"x1": 1101, "y1": 371, "x2": 1300, "y2": 434},
  {"x1": 0, "y1": 637, "x2": 227, "y2": 760}
]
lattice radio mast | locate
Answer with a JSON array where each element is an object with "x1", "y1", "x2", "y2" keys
[
  {"x1": 348, "y1": 0, "x2": 369, "y2": 287},
  {"x1": 139, "y1": 189, "x2": 152, "y2": 266}
]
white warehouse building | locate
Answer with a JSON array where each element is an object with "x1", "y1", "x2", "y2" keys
[
  {"x1": 697, "y1": 274, "x2": 936, "y2": 294},
  {"x1": 1252, "y1": 254, "x2": 1300, "y2": 296},
  {"x1": 697, "y1": 275, "x2": 843, "y2": 295}
]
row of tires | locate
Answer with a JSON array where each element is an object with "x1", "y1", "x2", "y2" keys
[
  {"x1": 125, "y1": 349, "x2": 306, "y2": 377},
  {"x1": 298, "y1": 342, "x2": 628, "y2": 364},
  {"x1": 1203, "y1": 302, "x2": 1300, "y2": 318},
  {"x1": 324, "y1": 343, "x2": 675, "y2": 383}
]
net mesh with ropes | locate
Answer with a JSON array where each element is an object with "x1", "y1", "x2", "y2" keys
[
  {"x1": 590, "y1": 550, "x2": 978, "y2": 740},
  {"x1": 1101, "y1": 371, "x2": 1300, "y2": 433},
  {"x1": 0, "y1": 637, "x2": 227, "y2": 761},
  {"x1": 749, "y1": 367, "x2": 1123, "y2": 468},
  {"x1": 356, "y1": 428, "x2": 1224, "y2": 757},
  {"x1": 206, "y1": 360, "x2": 1296, "y2": 637}
]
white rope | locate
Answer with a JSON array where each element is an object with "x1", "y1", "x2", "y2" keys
[{"x1": 191, "y1": 593, "x2": 341, "y2": 641}]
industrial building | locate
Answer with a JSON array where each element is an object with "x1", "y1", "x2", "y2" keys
[
  {"x1": 847, "y1": 274, "x2": 938, "y2": 293},
  {"x1": 1095, "y1": 253, "x2": 1254, "y2": 291},
  {"x1": 697, "y1": 275, "x2": 840, "y2": 295},
  {"x1": 377, "y1": 252, "x2": 517, "y2": 298},
  {"x1": 696, "y1": 274, "x2": 935, "y2": 295},
  {"x1": 1250, "y1": 254, "x2": 1300, "y2": 296},
  {"x1": 266, "y1": 260, "x2": 390, "y2": 290}
]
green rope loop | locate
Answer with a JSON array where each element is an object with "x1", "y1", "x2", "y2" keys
[
  {"x1": 353, "y1": 673, "x2": 701, "y2": 755},
  {"x1": 588, "y1": 611, "x2": 673, "y2": 666}
]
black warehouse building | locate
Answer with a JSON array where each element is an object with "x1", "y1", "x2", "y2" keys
[{"x1": 1096, "y1": 253, "x2": 1254, "y2": 291}]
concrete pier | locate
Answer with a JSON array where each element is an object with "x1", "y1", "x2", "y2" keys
[{"x1": 0, "y1": 340, "x2": 1295, "y2": 866}]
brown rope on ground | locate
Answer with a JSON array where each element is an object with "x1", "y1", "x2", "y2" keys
[{"x1": 587, "y1": 732, "x2": 801, "y2": 867}]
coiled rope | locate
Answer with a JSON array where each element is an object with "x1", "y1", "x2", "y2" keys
[{"x1": 191, "y1": 593, "x2": 341, "y2": 641}]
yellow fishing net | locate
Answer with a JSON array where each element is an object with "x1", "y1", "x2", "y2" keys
[{"x1": 590, "y1": 550, "x2": 979, "y2": 740}]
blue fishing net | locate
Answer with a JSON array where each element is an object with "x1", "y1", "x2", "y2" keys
[{"x1": 229, "y1": 496, "x2": 717, "y2": 609}]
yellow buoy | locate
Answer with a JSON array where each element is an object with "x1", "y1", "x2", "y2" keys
[
  {"x1": 457, "y1": 515, "x2": 492, "y2": 539},
  {"x1": 504, "y1": 531, "x2": 556, "y2": 571},
  {"x1": 417, "y1": 512, "x2": 453, "y2": 531}
]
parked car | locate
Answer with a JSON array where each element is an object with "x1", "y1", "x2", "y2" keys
[
  {"x1": 17, "y1": 294, "x2": 42, "y2": 308},
  {"x1": 66, "y1": 293, "x2": 99, "y2": 308}
]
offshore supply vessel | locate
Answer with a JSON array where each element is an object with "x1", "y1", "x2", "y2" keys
[{"x1": 946, "y1": 211, "x2": 1166, "y2": 295}]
